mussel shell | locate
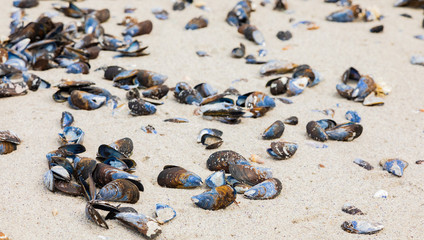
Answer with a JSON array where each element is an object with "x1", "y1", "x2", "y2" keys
[
  {"x1": 61, "y1": 111, "x2": 74, "y2": 129},
  {"x1": 342, "y1": 203, "x2": 364, "y2": 215},
  {"x1": 43, "y1": 170, "x2": 54, "y2": 192},
  {"x1": 85, "y1": 201, "x2": 109, "y2": 229},
  {"x1": 97, "y1": 179, "x2": 140, "y2": 203},
  {"x1": 137, "y1": 70, "x2": 167, "y2": 88},
  {"x1": 262, "y1": 120, "x2": 285, "y2": 140},
  {"x1": 142, "y1": 85, "x2": 169, "y2": 100},
  {"x1": 155, "y1": 203, "x2": 176, "y2": 224},
  {"x1": 345, "y1": 110, "x2": 361, "y2": 123},
  {"x1": 107, "y1": 211, "x2": 162, "y2": 238},
  {"x1": 109, "y1": 138, "x2": 133, "y2": 157},
  {"x1": 68, "y1": 90, "x2": 106, "y2": 110},
  {"x1": 93, "y1": 163, "x2": 144, "y2": 191},
  {"x1": 286, "y1": 77, "x2": 308, "y2": 96},
  {"x1": 123, "y1": 20, "x2": 153, "y2": 37},
  {"x1": 104, "y1": 66, "x2": 125, "y2": 80},
  {"x1": 157, "y1": 165, "x2": 203, "y2": 188},
  {"x1": 226, "y1": 176, "x2": 250, "y2": 194},
  {"x1": 353, "y1": 158, "x2": 374, "y2": 170},
  {"x1": 75, "y1": 157, "x2": 97, "y2": 180},
  {"x1": 231, "y1": 43, "x2": 245, "y2": 58},
  {"x1": 54, "y1": 180, "x2": 83, "y2": 196},
  {"x1": 0, "y1": 130, "x2": 21, "y2": 144},
  {"x1": 268, "y1": 141, "x2": 298, "y2": 160},
  {"x1": 191, "y1": 185, "x2": 236, "y2": 210},
  {"x1": 0, "y1": 141, "x2": 17, "y2": 154},
  {"x1": 336, "y1": 83, "x2": 354, "y2": 100},
  {"x1": 201, "y1": 135, "x2": 223, "y2": 149},
  {"x1": 244, "y1": 178, "x2": 282, "y2": 200},
  {"x1": 325, "y1": 122, "x2": 363, "y2": 141},
  {"x1": 193, "y1": 83, "x2": 217, "y2": 98},
  {"x1": 316, "y1": 119, "x2": 337, "y2": 130},
  {"x1": 59, "y1": 126, "x2": 84, "y2": 145},
  {"x1": 265, "y1": 77, "x2": 288, "y2": 95},
  {"x1": 51, "y1": 165, "x2": 71, "y2": 182},
  {"x1": 380, "y1": 158, "x2": 408, "y2": 177},
  {"x1": 205, "y1": 170, "x2": 226, "y2": 188},
  {"x1": 126, "y1": 88, "x2": 141, "y2": 101},
  {"x1": 229, "y1": 164, "x2": 272, "y2": 186},
  {"x1": 306, "y1": 121, "x2": 328, "y2": 142},
  {"x1": 351, "y1": 75, "x2": 376, "y2": 101},
  {"x1": 50, "y1": 156, "x2": 73, "y2": 175},
  {"x1": 284, "y1": 116, "x2": 298, "y2": 125},
  {"x1": 260, "y1": 60, "x2": 298, "y2": 76},
  {"x1": 197, "y1": 128, "x2": 223, "y2": 143},
  {"x1": 185, "y1": 16, "x2": 208, "y2": 30},
  {"x1": 206, "y1": 150, "x2": 249, "y2": 173},
  {"x1": 341, "y1": 220, "x2": 384, "y2": 234},
  {"x1": 244, "y1": 91, "x2": 275, "y2": 109},
  {"x1": 128, "y1": 98, "x2": 157, "y2": 116},
  {"x1": 342, "y1": 67, "x2": 361, "y2": 83}
]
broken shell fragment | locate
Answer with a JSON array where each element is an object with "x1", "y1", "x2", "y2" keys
[
  {"x1": 61, "y1": 111, "x2": 74, "y2": 129},
  {"x1": 191, "y1": 185, "x2": 236, "y2": 210},
  {"x1": 205, "y1": 170, "x2": 226, "y2": 188},
  {"x1": 341, "y1": 220, "x2": 384, "y2": 234},
  {"x1": 244, "y1": 178, "x2": 282, "y2": 200},
  {"x1": 128, "y1": 98, "x2": 157, "y2": 116},
  {"x1": 157, "y1": 165, "x2": 203, "y2": 188},
  {"x1": 342, "y1": 203, "x2": 365, "y2": 215},
  {"x1": 267, "y1": 141, "x2": 298, "y2": 160},
  {"x1": 262, "y1": 120, "x2": 285, "y2": 140},
  {"x1": 380, "y1": 158, "x2": 408, "y2": 177},
  {"x1": 353, "y1": 158, "x2": 374, "y2": 170},
  {"x1": 155, "y1": 203, "x2": 176, "y2": 224},
  {"x1": 345, "y1": 110, "x2": 361, "y2": 123}
]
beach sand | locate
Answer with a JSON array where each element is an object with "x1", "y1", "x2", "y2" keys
[{"x1": 1, "y1": 0, "x2": 424, "y2": 239}]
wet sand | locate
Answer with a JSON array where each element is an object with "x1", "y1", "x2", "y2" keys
[{"x1": 1, "y1": 0, "x2": 424, "y2": 239}]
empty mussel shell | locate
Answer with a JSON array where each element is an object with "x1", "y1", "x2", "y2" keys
[
  {"x1": 43, "y1": 170, "x2": 54, "y2": 192},
  {"x1": 191, "y1": 185, "x2": 236, "y2": 210},
  {"x1": 267, "y1": 141, "x2": 298, "y2": 160},
  {"x1": 96, "y1": 179, "x2": 140, "y2": 203},
  {"x1": 231, "y1": 43, "x2": 245, "y2": 58},
  {"x1": 0, "y1": 130, "x2": 21, "y2": 154},
  {"x1": 351, "y1": 75, "x2": 376, "y2": 102},
  {"x1": 61, "y1": 111, "x2": 74, "y2": 129},
  {"x1": 207, "y1": 150, "x2": 250, "y2": 173},
  {"x1": 185, "y1": 16, "x2": 208, "y2": 30},
  {"x1": 284, "y1": 116, "x2": 298, "y2": 125},
  {"x1": 326, "y1": 5, "x2": 362, "y2": 22},
  {"x1": 238, "y1": 24, "x2": 265, "y2": 45},
  {"x1": 155, "y1": 203, "x2": 176, "y2": 224},
  {"x1": 51, "y1": 165, "x2": 71, "y2": 182},
  {"x1": 265, "y1": 77, "x2": 289, "y2": 95},
  {"x1": 109, "y1": 138, "x2": 133, "y2": 158},
  {"x1": 380, "y1": 158, "x2": 408, "y2": 177},
  {"x1": 122, "y1": 20, "x2": 153, "y2": 37},
  {"x1": 345, "y1": 110, "x2": 361, "y2": 123},
  {"x1": 68, "y1": 90, "x2": 107, "y2": 110},
  {"x1": 142, "y1": 85, "x2": 169, "y2": 100},
  {"x1": 260, "y1": 60, "x2": 298, "y2": 76},
  {"x1": 157, "y1": 165, "x2": 203, "y2": 188},
  {"x1": 197, "y1": 129, "x2": 223, "y2": 143},
  {"x1": 93, "y1": 163, "x2": 144, "y2": 191},
  {"x1": 86, "y1": 200, "x2": 119, "y2": 229},
  {"x1": 325, "y1": 122, "x2": 363, "y2": 141},
  {"x1": 106, "y1": 210, "x2": 162, "y2": 238},
  {"x1": 341, "y1": 220, "x2": 384, "y2": 234},
  {"x1": 342, "y1": 67, "x2": 361, "y2": 83},
  {"x1": 306, "y1": 121, "x2": 328, "y2": 142},
  {"x1": 59, "y1": 126, "x2": 84, "y2": 145},
  {"x1": 244, "y1": 178, "x2": 282, "y2": 200},
  {"x1": 262, "y1": 120, "x2": 285, "y2": 140},
  {"x1": 201, "y1": 135, "x2": 223, "y2": 149},
  {"x1": 229, "y1": 164, "x2": 272, "y2": 186},
  {"x1": 226, "y1": 176, "x2": 250, "y2": 194},
  {"x1": 75, "y1": 157, "x2": 97, "y2": 180},
  {"x1": 205, "y1": 170, "x2": 226, "y2": 188},
  {"x1": 286, "y1": 77, "x2": 308, "y2": 96}
]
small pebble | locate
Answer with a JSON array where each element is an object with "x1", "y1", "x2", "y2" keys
[
  {"x1": 276, "y1": 31, "x2": 292, "y2": 41},
  {"x1": 370, "y1": 25, "x2": 383, "y2": 33}
]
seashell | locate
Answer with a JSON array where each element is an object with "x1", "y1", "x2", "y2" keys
[
  {"x1": 205, "y1": 170, "x2": 226, "y2": 188},
  {"x1": 0, "y1": 130, "x2": 21, "y2": 154},
  {"x1": 342, "y1": 203, "x2": 364, "y2": 215},
  {"x1": 141, "y1": 125, "x2": 157, "y2": 134},
  {"x1": 284, "y1": 116, "x2": 298, "y2": 125},
  {"x1": 50, "y1": 156, "x2": 73, "y2": 176},
  {"x1": 326, "y1": 5, "x2": 362, "y2": 22},
  {"x1": 238, "y1": 24, "x2": 265, "y2": 45},
  {"x1": 106, "y1": 210, "x2": 161, "y2": 238},
  {"x1": 276, "y1": 31, "x2": 292, "y2": 41},
  {"x1": 142, "y1": 85, "x2": 169, "y2": 100},
  {"x1": 316, "y1": 119, "x2": 337, "y2": 130},
  {"x1": 341, "y1": 220, "x2": 384, "y2": 234},
  {"x1": 102, "y1": 66, "x2": 126, "y2": 80},
  {"x1": 23, "y1": 73, "x2": 50, "y2": 91},
  {"x1": 174, "y1": 82, "x2": 203, "y2": 105},
  {"x1": 244, "y1": 178, "x2": 282, "y2": 200},
  {"x1": 325, "y1": 122, "x2": 363, "y2": 141},
  {"x1": 196, "y1": 51, "x2": 210, "y2": 57},
  {"x1": 164, "y1": 117, "x2": 189, "y2": 123},
  {"x1": 245, "y1": 54, "x2": 267, "y2": 64},
  {"x1": 394, "y1": 0, "x2": 424, "y2": 8},
  {"x1": 0, "y1": 80, "x2": 28, "y2": 98},
  {"x1": 194, "y1": 83, "x2": 218, "y2": 98},
  {"x1": 286, "y1": 77, "x2": 308, "y2": 96},
  {"x1": 231, "y1": 43, "x2": 245, "y2": 58},
  {"x1": 267, "y1": 141, "x2": 298, "y2": 160},
  {"x1": 126, "y1": 89, "x2": 140, "y2": 101},
  {"x1": 226, "y1": 176, "x2": 250, "y2": 194},
  {"x1": 342, "y1": 67, "x2": 361, "y2": 83},
  {"x1": 54, "y1": 180, "x2": 83, "y2": 196},
  {"x1": 416, "y1": 160, "x2": 424, "y2": 164},
  {"x1": 306, "y1": 121, "x2": 328, "y2": 142},
  {"x1": 152, "y1": 8, "x2": 169, "y2": 20},
  {"x1": 122, "y1": 20, "x2": 153, "y2": 37},
  {"x1": 157, "y1": 165, "x2": 203, "y2": 188},
  {"x1": 351, "y1": 75, "x2": 376, "y2": 101},
  {"x1": 260, "y1": 60, "x2": 298, "y2": 76},
  {"x1": 410, "y1": 55, "x2": 424, "y2": 66},
  {"x1": 61, "y1": 111, "x2": 74, "y2": 129},
  {"x1": 97, "y1": 179, "x2": 140, "y2": 203},
  {"x1": 345, "y1": 110, "x2": 361, "y2": 123},
  {"x1": 201, "y1": 135, "x2": 223, "y2": 149},
  {"x1": 51, "y1": 165, "x2": 71, "y2": 182},
  {"x1": 353, "y1": 158, "x2": 373, "y2": 170},
  {"x1": 103, "y1": 157, "x2": 132, "y2": 171},
  {"x1": 128, "y1": 98, "x2": 157, "y2": 116},
  {"x1": 336, "y1": 83, "x2": 354, "y2": 100},
  {"x1": 43, "y1": 170, "x2": 54, "y2": 192},
  {"x1": 200, "y1": 103, "x2": 245, "y2": 124},
  {"x1": 66, "y1": 62, "x2": 90, "y2": 74},
  {"x1": 115, "y1": 40, "x2": 149, "y2": 58},
  {"x1": 229, "y1": 164, "x2": 272, "y2": 186},
  {"x1": 207, "y1": 150, "x2": 249, "y2": 173},
  {"x1": 75, "y1": 157, "x2": 97, "y2": 180},
  {"x1": 68, "y1": 90, "x2": 107, "y2": 110},
  {"x1": 86, "y1": 200, "x2": 119, "y2": 229},
  {"x1": 191, "y1": 185, "x2": 236, "y2": 210},
  {"x1": 363, "y1": 92, "x2": 384, "y2": 106},
  {"x1": 274, "y1": 0, "x2": 288, "y2": 10},
  {"x1": 13, "y1": 0, "x2": 38, "y2": 8},
  {"x1": 380, "y1": 158, "x2": 408, "y2": 177},
  {"x1": 93, "y1": 163, "x2": 144, "y2": 191},
  {"x1": 370, "y1": 25, "x2": 383, "y2": 33},
  {"x1": 109, "y1": 138, "x2": 134, "y2": 158},
  {"x1": 97, "y1": 144, "x2": 127, "y2": 160},
  {"x1": 185, "y1": 16, "x2": 208, "y2": 30},
  {"x1": 155, "y1": 203, "x2": 176, "y2": 224},
  {"x1": 373, "y1": 189, "x2": 388, "y2": 199},
  {"x1": 243, "y1": 91, "x2": 275, "y2": 109},
  {"x1": 266, "y1": 76, "x2": 289, "y2": 95},
  {"x1": 94, "y1": 9, "x2": 110, "y2": 23},
  {"x1": 262, "y1": 120, "x2": 285, "y2": 140},
  {"x1": 59, "y1": 126, "x2": 84, "y2": 145}
]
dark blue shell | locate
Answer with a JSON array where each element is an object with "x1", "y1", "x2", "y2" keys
[
  {"x1": 345, "y1": 110, "x2": 361, "y2": 123},
  {"x1": 262, "y1": 120, "x2": 285, "y2": 140},
  {"x1": 326, "y1": 9, "x2": 354, "y2": 22},
  {"x1": 61, "y1": 111, "x2": 74, "y2": 129},
  {"x1": 244, "y1": 178, "x2": 282, "y2": 200},
  {"x1": 325, "y1": 122, "x2": 363, "y2": 141},
  {"x1": 59, "y1": 126, "x2": 84, "y2": 145},
  {"x1": 382, "y1": 159, "x2": 408, "y2": 177}
]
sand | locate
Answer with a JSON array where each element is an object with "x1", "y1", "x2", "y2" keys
[{"x1": 1, "y1": 0, "x2": 424, "y2": 239}]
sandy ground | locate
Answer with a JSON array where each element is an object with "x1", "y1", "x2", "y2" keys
[{"x1": 1, "y1": 0, "x2": 424, "y2": 239}]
